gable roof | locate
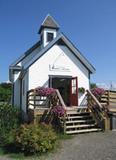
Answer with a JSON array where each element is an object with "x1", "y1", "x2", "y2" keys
[
  {"x1": 23, "y1": 33, "x2": 95, "y2": 74},
  {"x1": 10, "y1": 41, "x2": 41, "y2": 67},
  {"x1": 38, "y1": 14, "x2": 59, "y2": 34}
]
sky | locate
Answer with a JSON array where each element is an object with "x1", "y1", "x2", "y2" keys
[{"x1": 0, "y1": 0, "x2": 116, "y2": 85}]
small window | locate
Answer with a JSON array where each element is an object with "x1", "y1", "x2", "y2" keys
[
  {"x1": 47, "y1": 32, "x2": 54, "y2": 42},
  {"x1": 72, "y1": 79, "x2": 76, "y2": 94}
]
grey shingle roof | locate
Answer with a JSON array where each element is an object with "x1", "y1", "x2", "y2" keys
[
  {"x1": 38, "y1": 14, "x2": 59, "y2": 34},
  {"x1": 10, "y1": 41, "x2": 41, "y2": 67}
]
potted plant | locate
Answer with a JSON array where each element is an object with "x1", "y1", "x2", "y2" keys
[{"x1": 78, "y1": 87, "x2": 85, "y2": 94}]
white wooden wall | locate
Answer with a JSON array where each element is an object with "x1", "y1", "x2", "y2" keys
[
  {"x1": 29, "y1": 44, "x2": 89, "y2": 105},
  {"x1": 13, "y1": 44, "x2": 90, "y2": 112}
]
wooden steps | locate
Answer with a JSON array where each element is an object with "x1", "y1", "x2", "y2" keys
[
  {"x1": 66, "y1": 128, "x2": 101, "y2": 134},
  {"x1": 66, "y1": 124, "x2": 96, "y2": 129},
  {"x1": 66, "y1": 115, "x2": 92, "y2": 119},
  {"x1": 63, "y1": 108, "x2": 101, "y2": 134},
  {"x1": 65, "y1": 119, "x2": 95, "y2": 124}
]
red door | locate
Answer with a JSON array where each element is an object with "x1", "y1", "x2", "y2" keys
[{"x1": 70, "y1": 77, "x2": 78, "y2": 106}]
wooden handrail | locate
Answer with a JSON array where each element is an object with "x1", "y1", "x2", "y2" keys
[
  {"x1": 87, "y1": 90, "x2": 105, "y2": 112},
  {"x1": 27, "y1": 89, "x2": 66, "y2": 110},
  {"x1": 100, "y1": 90, "x2": 116, "y2": 107},
  {"x1": 27, "y1": 88, "x2": 67, "y2": 125},
  {"x1": 55, "y1": 89, "x2": 66, "y2": 109},
  {"x1": 86, "y1": 90, "x2": 109, "y2": 129}
]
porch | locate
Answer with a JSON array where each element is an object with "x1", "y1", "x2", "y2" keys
[{"x1": 26, "y1": 88, "x2": 116, "y2": 134}]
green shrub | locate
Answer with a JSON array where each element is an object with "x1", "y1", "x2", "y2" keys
[
  {"x1": 78, "y1": 87, "x2": 85, "y2": 94},
  {"x1": 0, "y1": 104, "x2": 21, "y2": 145},
  {"x1": 0, "y1": 82, "x2": 11, "y2": 102},
  {"x1": 14, "y1": 123, "x2": 57, "y2": 154}
]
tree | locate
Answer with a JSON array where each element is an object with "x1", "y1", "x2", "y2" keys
[
  {"x1": 0, "y1": 82, "x2": 12, "y2": 102},
  {"x1": 90, "y1": 83, "x2": 97, "y2": 89}
]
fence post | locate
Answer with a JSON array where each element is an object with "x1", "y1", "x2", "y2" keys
[
  {"x1": 107, "y1": 90, "x2": 110, "y2": 106},
  {"x1": 104, "y1": 118, "x2": 110, "y2": 130},
  {"x1": 33, "y1": 91, "x2": 36, "y2": 109}
]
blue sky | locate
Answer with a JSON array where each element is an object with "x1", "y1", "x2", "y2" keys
[{"x1": 0, "y1": 0, "x2": 116, "y2": 84}]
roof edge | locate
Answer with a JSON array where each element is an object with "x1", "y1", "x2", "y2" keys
[
  {"x1": 38, "y1": 14, "x2": 60, "y2": 34},
  {"x1": 60, "y1": 33, "x2": 96, "y2": 74},
  {"x1": 23, "y1": 33, "x2": 95, "y2": 74},
  {"x1": 10, "y1": 41, "x2": 41, "y2": 67}
]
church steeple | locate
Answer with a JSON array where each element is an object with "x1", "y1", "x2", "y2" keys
[
  {"x1": 38, "y1": 14, "x2": 59, "y2": 34},
  {"x1": 38, "y1": 14, "x2": 60, "y2": 47}
]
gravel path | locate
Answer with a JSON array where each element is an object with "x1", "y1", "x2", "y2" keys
[
  {"x1": 46, "y1": 131, "x2": 116, "y2": 160},
  {"x1": 0, "y1": 131, "x2": 116, "y2": 160}
]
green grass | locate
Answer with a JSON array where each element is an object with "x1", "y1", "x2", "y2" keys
[
  {"x1": 7, "y1": 151, "x2": 58, "y2": 160},
  {"x1": 8, "y1": 153, "x2": 25, "y2": 160},
  {"x1": 57, "y1": 132, "x2": 73, "y2": 140},
  {"x1": 0, "y1": 147, "x2": 5, "y2": 155},
  {"x1": 0, "y1": 150, "x2": 48, "y2": 160}
]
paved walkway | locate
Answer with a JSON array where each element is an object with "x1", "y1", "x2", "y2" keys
[
  {"x1": 0, "y1": 131, "x2": 116, "y2": 160},
  {"x1": 46, "y1": 131, "x2": 116, "y2": 160}
]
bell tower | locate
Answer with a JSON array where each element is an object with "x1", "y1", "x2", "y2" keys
[{"x1": 38, "y1": 14, "x2": 59, "y2": 47}]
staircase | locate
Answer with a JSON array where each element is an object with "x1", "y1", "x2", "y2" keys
[{"x1": 63, "y1": 107, "x2": 102, "y2": 134}]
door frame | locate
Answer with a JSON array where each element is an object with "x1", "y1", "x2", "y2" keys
[
  {"x1": 49, "y1": 75, "x2": 78, "y2": 106},
  {"x1": 49, "y1": 75, "x2": 72, "y2": 106},
  {"x1": 70, "y1": 77, "x2": 78, "y2": 106},
  {"x1": 49, "y1": 75, "x2": 72, "y2": 87}
]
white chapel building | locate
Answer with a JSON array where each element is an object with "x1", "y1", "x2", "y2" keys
[{"x1": 9, "y1": 15, "x2": 95, "y2": 113}]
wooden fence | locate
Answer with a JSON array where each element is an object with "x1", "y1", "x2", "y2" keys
[
  {"x1": 86, "y1": 90, "x2": 110, "y2": 130},
  {"x1": 27, "y1": 89, "x2": 66, "y2": 110},
  {"x1": 27, "y1": 89, "x2": 50, "y2": 110},
  {"x1": 27, "y1": 89, "x2": 66, "y2": 123},
  {"x1": 100, "y1": 90, "x2": 116, "y2": 107}
]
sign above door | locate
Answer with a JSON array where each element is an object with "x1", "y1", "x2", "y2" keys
[{"x1": 49, "y1": 64, "x2": 70, "y2": 72}]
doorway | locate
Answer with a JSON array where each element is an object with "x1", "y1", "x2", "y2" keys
[{"x1": 49, "y1": 76, "x2": 78, "y2": 106}]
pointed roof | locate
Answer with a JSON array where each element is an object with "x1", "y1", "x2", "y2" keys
[
  {"x1": 11, "y1": 33, "x2": 95, "y2": 74},
  {"x1": 38, "y1": 14, "x2": 60, "y2": 34}
]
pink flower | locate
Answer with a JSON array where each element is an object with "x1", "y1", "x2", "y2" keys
[
  {"x1": 51, "y1": 106, "x2": 66, "y2": 117},
  {"x1": 91, "y1": 87, "x2": 105, "y2": 99},
  {"x1": 34, "y1": 87, "x2": 56, "y2": 96}
]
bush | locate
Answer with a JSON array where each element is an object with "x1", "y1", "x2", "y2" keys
[
  {"x1": 0, "y1": 104, "x2": 20, "y2": 145},
  {"x1": 0, "y1": 83, "x2": 11, "y2": 102},
  {"x1": 90, "y1": 83, "x2": 97, "y2": 89},
  {"x1": 78, "y1": 87, "x2": 85, "y2": 94},
  {"x1": 14, "y1": 124, "x2": 57, "y2": 154}
]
